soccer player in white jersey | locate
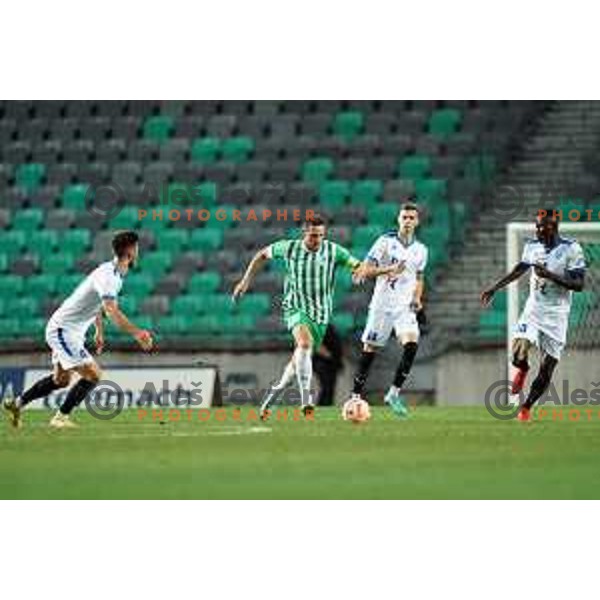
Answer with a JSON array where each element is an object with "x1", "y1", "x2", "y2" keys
[
  {"x1": 3, "y1": 231, "x2": 154, "y2": 429},
  {"x1": 351, "y1": 203, "x2": 428, "y2": 417},
  {"x1": 481, "y1": 210, "x2": 586, "y2": 422}
]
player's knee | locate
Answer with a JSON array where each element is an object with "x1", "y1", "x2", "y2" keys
[
  {"x1": 512, "y1": 355, "x2": 529, "y2": 371},
  {"x1": 80, "y1": 364, "x2": 102, "y2": 384},
  {"x1": 401, "y1": 342, "x2": 418, "y2": 365},
  {"x1": 53, "y1": 371, "x2": 71, "y2": 388},
  {"x1": 296, "y1": 338, "x2": 312, "y2": 351}
]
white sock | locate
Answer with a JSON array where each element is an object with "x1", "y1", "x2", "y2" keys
[
  {"x1": 389, "y1": 385, "x2": 401, "y2": 396},
  {"x1": 294, "y1": 346, "x2": 313, "y2": 407},
  {"x1": 261, "y1": 361, "x2": 295, "y2": 411}
]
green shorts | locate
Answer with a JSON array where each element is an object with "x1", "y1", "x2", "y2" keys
[{"x1": 284, "y1": 311, "x2": 328, "y2": 348}]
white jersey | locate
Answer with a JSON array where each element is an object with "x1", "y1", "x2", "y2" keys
[
  {"x1": 365, "y1": 231, "x2": 428, "y2": 313},
  {"x1": 47, "y1": 261, "x2": 124, "y2": 337},
  {"x1": 519, "y1": 236, "x2": 586, "y2": 342}
]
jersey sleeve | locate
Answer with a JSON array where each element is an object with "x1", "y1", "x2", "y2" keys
[
  {"x1": 566, "y1": 242, "x2": 586, "y2": 273},
  {"x1": 92, "y1": 269, "x2": 120, "y2": 300},
  {"x1": 265, "y1": 239, "x2": 291, "y2": 260},
  {"x1": 365, "y1": 236, "x2": 387, "y2": 265},
  {"x1": 417, "y1": 246, "x2": 428, "y2": 274},
  {"x1": 334, "y1": 243, "x2": 361, "y2": 270}
]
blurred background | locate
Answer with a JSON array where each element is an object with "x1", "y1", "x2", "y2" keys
[{"x1": 0, "y1": 100, "x2": 598, "y2": 406}]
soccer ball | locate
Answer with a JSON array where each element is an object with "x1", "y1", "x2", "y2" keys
[{"x1": 341, "y1": 397, "x2": 371, "y2": 423}]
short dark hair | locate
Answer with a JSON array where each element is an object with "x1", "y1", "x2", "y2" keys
[
  {"x1": 303, "y1": 212, "x2": 327, "y2": 228},
  {"x1": 112, "y1": 230, "x2": 139, "y2": 258},
  {"x1": 400, "y1": 202, "x2": 419, "y2": 213}
]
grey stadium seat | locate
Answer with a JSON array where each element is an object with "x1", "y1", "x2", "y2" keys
[
  {"x1": 45, "y1": 208, "x2": 76, "y2": 231},
  {"x1": 300, "y1": 113, "x2": 331, "y2": 136},
  {"x1": 235, "y1": 159, "x2": 268, "y2": 183},
  {"x1": 110, "y1": 116, "x2": 140, "y2": 141},
  {"x1": 79, "y1": 116, "x2": 111, "y2": 141},
  {"x1": 383, "y1": 180, "x2": 416, "y2": 201},
  {"x1": 47, "y1": 163, "x2": 77, "y2": 187},
  {"x1": 205, "y1": 115, "x2": 237, "y2": 137},
  {"x1": 96, "y1": 139, "x2": 127, "y2": 164},
  {"x1": 336, "y1": 158, "x2": 365, "y2": 180},
  {"x1": 159, "y1": 139, "x2": 189, "y2": 163}
]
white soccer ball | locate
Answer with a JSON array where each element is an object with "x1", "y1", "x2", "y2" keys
[{"x1": 341, "y1": 397, "x2": 371, "y2": 423}]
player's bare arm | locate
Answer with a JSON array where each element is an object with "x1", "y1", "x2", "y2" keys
[
  {"x1": 411, "y1": 272, "x2": 425, "y2": 311},
  {"x1": 94, "y1": 311, "x2": 105, "y2": 355},
  {"x1": 353, "y1": 260, "x2": 405, "y2": 284},
  {"x1": 232, "y1": 247, "x2": 270, "y2": 300},
  {"x1": 533, "y1": 265, "x2": 585, "y2": 292},
  {"x1": 102, "y1": 299, "x2": 153, "y2": 351},
  {"x1": 481, "y1": 262, "x2": 530, "y2": 307}
]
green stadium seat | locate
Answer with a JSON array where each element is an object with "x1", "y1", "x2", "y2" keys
[
  {"x1": 62, "y1": 184, "x2": 90, "y2": 210},
  {"x1": 5, "y1": 298, "x2": 39, "y2": 319},
  {"x1": 190, "y1": 228, "x2": 223, "y2": 251},
  {"x1": 61, "y1": 274, "x2": 85, "y2": 294},
  {"x1": 399, "y1": 155, "x2": 431, "y2": 180},
  {"x1": 0, "y1": 319, "x2": 20, "y2": 339},
  {"x1": 159, "y1": 229, "x2": 189, "y2": 253},
  {"x1": 479, "y1": 309, "x2": 506, "y2": 334},
  {"x1": 333, "y1": 111, "x2": 364, "y2": 139},
  {"x1": 189, "y1": 315, "x2": 221, "y2": 335},
  {"x1": 239, "y1": 293, "x2": 271, "y2": 315},
  {"x1": 352, "y1": 180, "x2": 382, "y2": 205},
  {"x1": 140, "y1": 252, "x2": 172, "y2": 275},
  {"x1": 353, "y1": 225, "x2": 381, "y2": 248},
  {"x1": 109, "y1": 206, "x2": 141, "y2": 230},
  {"x1": 12, "y1": 208, "x2": 44, "y2": 232},
  {"x1": 119, "y1": 296, "x2": 139, "y2": 316},
  {"x1": 24, "y1": 274, "x2": 58, "y2": 297},
  {"x1": 172, "y1": 295, "x2": 205, "y2": 315},
  {"x1": 188, "y1": 272, "x2": 221, "y2": 294},
  {"x1": 197, "y1": 182, "x2": 217, "y2": 206},
  {"x1": 201, "y1": 293, "x2": 232, "y2": 315},
  {"x1": 62, "y1": 229, "x2": 91, "y2": 255},
  {"x1": 190, "y1": 137, "x2": 220, "y2": 163},
  {"x1": 370, "y1": 203, "x2": 399, "y2": 227},
  {"x1": 0, "y1": 276, "x2": 24, "y2": 296},
  {"x1": 42, "y1": 253, "x2": 75, "y2": 275},
  {"x1": 221, "y1": 137, "x2": 255, "y2": 162},
  {"x1": 20, "y1": 318, "x2": 46, "y2": 338},
  {"x1": 319, "y1": 180, "x2": 350, "y2": 209},
  {"x1": 0, "y1": 231, "x2": 26, "y2": 258},
  {"x1": 16, "y1": 164, "x2": 46, "y2": 192},
  {"x1": 464, "y1": 155, "x2": 496, "y2": 183},
  {"x1": 0, "y1": 254, "x2": 8, "y2": 273},
  {"x1": 222, "y1": 314, "x2": 255, "y2": 334},
  {"x1": 29, "y1": 230, "x2": 58, "y2": 255},
  {"x1": 428, "y1": 109, "x2": 462, "y2": 136},
  {"x1": 415, "y1": 179, "x2": 447, "y2": 201},
  {"x1": 125, "y1": 273, "x2": 155, "y2": 297},
  {"x1": 302, "y1": 158, "x2": 334, "y2": 184},
  {"x1": 159, "y1": 315, "x2": 188, "y2": 335},
  {"x1": 204, "y1": 205, "x2": 237, "y2": 229},
  {"x1": 143, "y1": 115, "x2": 174, "y2": 142}
]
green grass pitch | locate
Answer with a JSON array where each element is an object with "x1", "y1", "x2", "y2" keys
[{"x1": 2, "y1": 406, "x2": 600, "y2": 499}]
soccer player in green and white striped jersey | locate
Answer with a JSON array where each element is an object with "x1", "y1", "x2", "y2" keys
[{"x1": 232, "y1": 214, "x2": 403, "y2": 418}]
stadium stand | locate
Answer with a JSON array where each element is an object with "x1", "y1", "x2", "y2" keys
[{"x1": 0, "y1": 100, "x2": 553, "y2": 351}]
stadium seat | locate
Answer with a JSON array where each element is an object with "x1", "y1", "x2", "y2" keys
[
  {"x1": 24, "y1": 274, "x2": 58, "y2": 297},
  {"x1": 62, "y1": 229, "x2": 91, "y2": 255},
  {"x1": 302, "y1": 157, "x2": 334, "y2": 183},
  {"x1": 61, "y1": 184, "x2": 90, "y2": 210},
  {"x1": 41, "y1": 253, "x2": 75, "y2": 275},
  {"x1": 143, "y1": 115, "x2": 174, "y2": 142},
  {"x1": 15, "y1": 163, "x2": 46, "y2": 192},
  {"x1": 190, "y1": 137, "x2": 220, "y2": 163},
  {"x1": 319, "y1": 180, "x2": 350, "y2": 209},
  {"x1": 190, "y1": 229, "x2": 223, "y2": 251},
  {"x1": 399, "y1": 155, "x2": 431, "y2": 180},
  {"x1": 0, "y1": 231, "x2": 26, "y2": 258},
  {"x1": 188, "y1": 272, "x2": 221, "y2": 294},
  {"x1": 333, "y1": 111, "x2": 364, "y2": 139},
  {"x1": 352, "y1": 180, "x2": 383, "y2": 206},
  {"x1": 12, "y1": 208, "x2": 44, "y2": 232},
  {"x1": 30, "y1": 230, "x2": 58, "y2": 255},
  {"x1": 221, "y1": 137, "x2": 255, "y2": 162},
  {"x1": 428, "y1": 108, "x2": 462, "y2": 136}
]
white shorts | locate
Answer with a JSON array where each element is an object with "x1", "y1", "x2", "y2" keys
[
  {"x1": 45, "y1": 326, "x2": 93, "y2": 370},
  {"x1": 512, "y1": 319, "x2": 564, "y2": 360},
  {"x1": 361, "y1": 309, "x2": 419, "y2": 347}
]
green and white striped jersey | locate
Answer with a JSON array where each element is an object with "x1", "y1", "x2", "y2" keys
[{"x1": 267, "y1": 239, "x2": 360, "y2": 324}]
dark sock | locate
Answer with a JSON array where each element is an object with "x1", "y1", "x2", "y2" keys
[
  {"x1": 393, "y1": 342, "x2": 418, "y2": 389},
  {"x1": 352, "y1": 351, "x2": 376, "y2": 395},
  {"x1": 20, "y1": 375, "x2": 61, "y2": 407},
  {"x1": 523, "y1": 356, "x2": 557, "y2": 410},
  {"x1": 59, "y1": 379, "x2": 96, "y2": 416}
]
